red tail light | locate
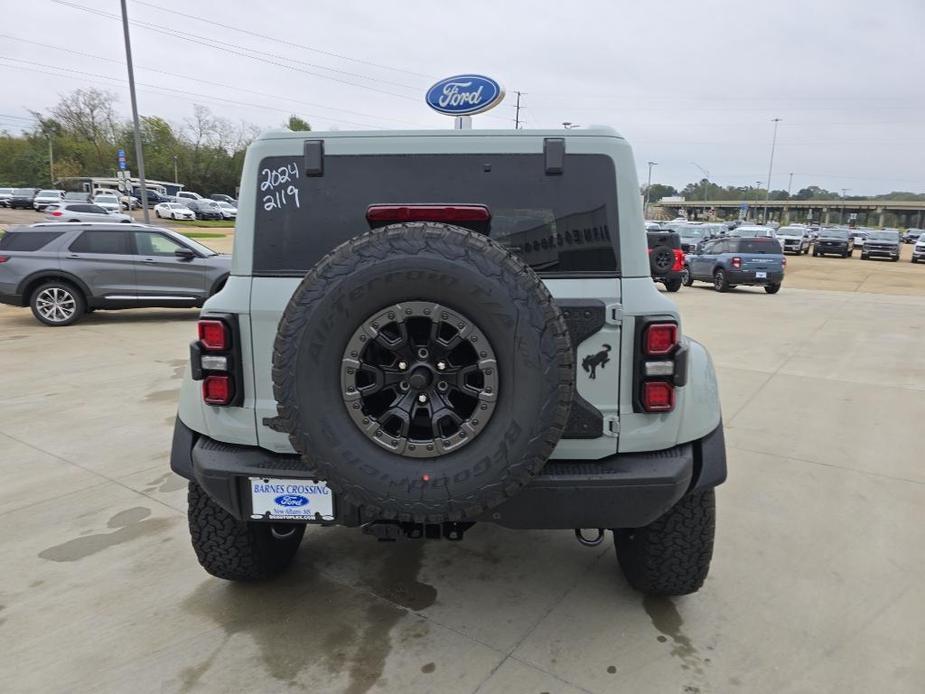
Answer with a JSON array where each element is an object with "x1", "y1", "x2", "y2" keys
[
  {"x1": 198, "y1": 319, "x2": 229, "y2": 351},
  {"x1": 644, "y1": 323, "x2": 678, "y2": 356},
  {"x1": 0, "y1": 256, "x2": 9, "y2": 263},
  {"x1": 671, "y1": 248, "x2": 685, "y2": 272},
  {"x1": 50, "y1": 210, "x2": 62, "y2": 217},
  {"x1": 642, "y1": 381, "x2": 675, "y2": 412},
  {"x1": 731, "y1": 256, "x2": 742, "y2": 269},
  {"x1": 202, "y1": 375, "x2": 232, "y2": 405},
  {"x1": 366, "y1": 204, "x2": 491, "y2": 225}
]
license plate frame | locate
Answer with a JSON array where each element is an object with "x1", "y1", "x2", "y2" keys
[
  {"x1": 248, "y1": 476, "x2": 336, "y2": 522},
  {"x1": 755, "y1": 271, "x2": 767, "y2": 279}
]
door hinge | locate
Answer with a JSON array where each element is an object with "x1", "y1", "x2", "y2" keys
[
  {"x1": 603, "y1": 415, "x2": 620, "y2": 437},
  {"x1": 606, "y1": 303, "x2": 623, "y2": 325}
]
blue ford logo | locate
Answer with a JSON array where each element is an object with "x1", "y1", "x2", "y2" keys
[
  {"x1": 425, "y1": 75, "x2": 505, "y2": 116},
  {"x1": 275, "y1": 494, "x2": 309, "y2": 507}
]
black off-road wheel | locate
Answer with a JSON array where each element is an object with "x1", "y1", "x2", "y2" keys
[
  {"x1": 187, "y1": 482, "x2": 305, "y2": 581},
  {"x1": 649, "y1": 246, "x2": 675, "y2": 277},
  {"x1": 665, "y1": 277, "x2": 682, "y2": 293},
  {"x1": 272, "y1": 222, "x2": 574, "y2": 523},
  {"x1": 614, "y1": 489, "x2": 716, "y2": 596}
]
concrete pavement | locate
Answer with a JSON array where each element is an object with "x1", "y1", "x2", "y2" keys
[{"x1": 0, "y1": 285, "x2": 922, "y2": 693}]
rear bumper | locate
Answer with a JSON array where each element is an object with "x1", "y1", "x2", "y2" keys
[
  {"x1": 170, "y1": 418, "x2": 727, "y2": 530},
  {"x1": 863, "y1": 246, "x2": 900, "y2": 258},
  {"x1": 725, "y1": 269, "x2": 783, "y2": 285}
]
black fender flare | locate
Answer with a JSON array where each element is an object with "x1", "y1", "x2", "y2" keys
[{"x1": 208, "y1": 273, "x2": 230, "y2": 297}]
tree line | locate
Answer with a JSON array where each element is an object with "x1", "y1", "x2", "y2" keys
[
  {"x1": 645, "y1": 180, "x2": 925, "y2": 203},
  {"x1": 0, "y1": 88, "x2": 311, "y2": 195}
]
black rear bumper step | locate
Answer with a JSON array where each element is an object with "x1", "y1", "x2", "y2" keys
[{"x1": 170, "y1": 418, "x2": 726, "y2": 531}]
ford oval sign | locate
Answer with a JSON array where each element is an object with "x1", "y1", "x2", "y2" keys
[
  {"x1": 425, "y1": 75, "x2": 505, "y2": 117},
  {"x1": 275, "y1": 494, "x2": 309, "y2": 507}
]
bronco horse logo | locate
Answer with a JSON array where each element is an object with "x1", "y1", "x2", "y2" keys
[{"x1": 581, "y1": 344, "x2": 612, "y2": 380}]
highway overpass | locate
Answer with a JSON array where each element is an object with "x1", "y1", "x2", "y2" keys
[{"x1": 650, "y1": 199, "x2": 925, "y2": 227}]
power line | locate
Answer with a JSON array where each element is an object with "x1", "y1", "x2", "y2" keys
[
  {"x1": 0, "y1": 56, "x2": 387, "y2": 130},
  {"x1": 50, "y1": 0, "x2": 423, "y2": 102},
  {"x1": 0, "y1": 34, "x2": 429, "y2": 128},
  {"x1": 132, "y1": 0, "x2": 436, "y2": 80}
]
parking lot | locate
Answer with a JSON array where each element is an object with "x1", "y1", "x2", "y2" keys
[{"x1": 1, "y1": 239, "x2": 922, "y2": 693}]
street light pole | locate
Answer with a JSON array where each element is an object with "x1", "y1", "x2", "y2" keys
[
  {"x1": 643, "y1": 161, "x2": 658, "y2": 218},
  {"x1": 121, "y1": 0, "x2": 149, "y2": 224},
  {"x1": 692, "y1": 161, "x2": 710, "y2": 202},
  {"x1": 841, "y1": 188, "x2": 850, "y2": 224},
  {"x1": 787, "y1": 172, "x2": 794, "y2": 197},
  {"x1": 173, "y1": 155, "x2": 178, "y2": 183},
  {"x1": 764, "y1": 117, "x2": 782, "y2": 225}
]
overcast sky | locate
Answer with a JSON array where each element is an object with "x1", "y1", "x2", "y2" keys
[{"x1": 1, "y1": 0, "x2": 923, "y2": 195}]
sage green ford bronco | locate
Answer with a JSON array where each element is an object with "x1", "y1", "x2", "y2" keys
[{"x1": 170, "y1": 127, "x2": 726, "y2": 596}]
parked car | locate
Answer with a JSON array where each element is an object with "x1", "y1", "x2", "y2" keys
[
  {"x1": 91, "y1": 193, "x2": 123, "y2": 213},
  {"x1": 155, "y1": 202, "x2": 196, "y2": 220},
  {"x1": 186, "y1": 199, "x2": 224, "y2": 220},
  {"x1": 675, "y1": 225, "x2": 710, "y2": 254},
  {"x1": 32, "y1": 190, "x2": 66, "y2": 211},
  {"x1": 177, "y1": 191, "x2": 203, "y2": 203},
  {"x1": 683, "y1": 235, "x2": 785, "y2": 293},
  {"x1": 64, "y1": 191, "x2": 91, "y2": 202},
  {"x1": 729, "y1": 224, "x2": 781, "y2": 249},
  {"x1": 903, "y1": 228, "x2": 923, "y2": 244},
  {"x1": 215, "y1": 201, "x2": 237, "y2": 219},
  {"x1": 169, "y1": 126, "x2": 727, "y2": 595},
  {"x1": 133, "y1": 189, "x2": 171, "y2": 205},
  {"x1": 0, "y1": 187, "x2": 14, "y2": 207},
  {"x1": 812, "y1": 228, "x2": 855, "y2": 257},
  {"x1": 911, "y1": 235, "x2": 925, "y2": 263},
  {"x1": 647, "y1": 230, "x2": 684, "y2": 292},
  {"x1": 209, "y1": 193, "x2": 237, "y2": 205},
  {"x1": 8, "y1": 188, "x2": 40, "y2": 209},
  {"x1": 0, "y1": 223, "x2": 230, "y2": 326},
  {"x1": 776, "y1": 225, "x2": 811, "y2": 255},
  {"x1": 45, "y1": 202, "x2": 133, "y2": 223},
  {"x1": 861, "y1": 230, "x2": 901, "y2": 262}
]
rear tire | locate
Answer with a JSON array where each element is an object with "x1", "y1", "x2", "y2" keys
[
  {"x1": 713, "y1": 269, "x2": 729, "y2": 292},
  {"x1": 765, "y1": 283, "x2": 781, "y2": 294},
  {"x1": 187, "y1": 481, "x2": 304, "y2": 581},
  {"x1": 681, "y1": 267, "x2": 693, "y2": 286},
  {"x1": 614, "y1": 489, "x2": 716, "y2": 596},
  {"x1": 665, "y1": 277, "x2": 682, "y2": 293}
]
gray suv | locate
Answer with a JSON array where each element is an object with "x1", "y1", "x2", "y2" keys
[{"x1": 0, "y1": 223, "x2": 230, "y2": 326}]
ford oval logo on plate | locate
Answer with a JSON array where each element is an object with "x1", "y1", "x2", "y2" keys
[
  {"x1": 425, "y1": 74, "x2": 505, "y2": 116},
  {"x1": 274, "y1": 494, "x2": 309, "y2": 507}
]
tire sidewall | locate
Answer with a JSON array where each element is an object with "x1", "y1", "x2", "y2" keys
[{"x1": 275, "y1": 227, "x2": 570, "y2": 520}]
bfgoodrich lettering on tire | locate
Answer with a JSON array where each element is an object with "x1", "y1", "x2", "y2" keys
[{"x1": 272, "y1": 222, "x2": 574, "y2": 523}]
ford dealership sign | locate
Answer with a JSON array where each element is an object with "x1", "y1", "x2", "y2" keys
[{"x1": 425, "y1": 75, "x2": 505, "y2": 116}]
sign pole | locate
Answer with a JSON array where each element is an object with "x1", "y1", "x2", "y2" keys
[{"x1": 121, "y1": 0, "x2": 149, "y2": 224}]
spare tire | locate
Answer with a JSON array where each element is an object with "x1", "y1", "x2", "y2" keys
[
  {"x1": 649, "y1": 245, "x2": 675, "y2": 276},
  {"x1": 272, "y1": 222, "x2": 574, "y2": 523}
]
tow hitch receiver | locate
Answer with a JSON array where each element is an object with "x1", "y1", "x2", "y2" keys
[{"x1": 362, "y1": 520, "x2": 474, "y2": 542}]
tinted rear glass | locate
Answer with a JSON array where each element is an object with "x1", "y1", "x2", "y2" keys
[
  {"x1": 0, "y1": 231, "x2": 63, "y2": 251},
  {"x1": 253, "y1": 153, "x2": 619, "y2": 275},
  {"x1": 737, "y1": 238, "x2": 780, "y2": 253},
  {"x1": 69, "y1": 230, "x2": 132, "y2": 254}
]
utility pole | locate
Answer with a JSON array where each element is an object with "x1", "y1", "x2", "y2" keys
[
  {"x1": 841, "y1": 188, "x2": 850, "y2": 224},
  {"x1": 121, "y1": 0, "x2": 149, "y2": 224},
  {"x1": 691, "y1": 162, "x2": 710, "y2": 202},
  {"x1": 47, "y1": 134, "x2": 54, "y2": 185},
  {"x1": 173, "y1": 155, "x2": 179, "y2": 183},
  {"x1": 513, "y1": 91, "x2": 525, "y2": 129},
  {"x1": 787, "y1": 172, "x2": 794, "y2": 197},
  {"x1": 643, "y1": 161, "x2": 658, "y2": 218},
  {"x1": 764, "y1": 117, "x2": 782, "y2": 225}
]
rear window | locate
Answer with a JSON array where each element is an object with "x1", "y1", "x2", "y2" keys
[
  {"x1": 252, "y1": 153, "x2": 620, "y2": 276},
  {"x1": 737, "y1": 238, "x2": 780, "y2": 253},
  {"x1": 0, "y1": 231, "x2": 64, "y2": 251}
]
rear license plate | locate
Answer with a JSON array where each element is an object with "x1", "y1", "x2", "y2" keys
[
  {"x1": 249, "y1": 477, "x2": 335, "y2": 521},
  {"x1": 756, "y1": 271, "x2": 767, "y2": 279}
]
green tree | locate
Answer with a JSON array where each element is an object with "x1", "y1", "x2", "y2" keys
[{"x1": 287, "y1": 115, "x2": 312, "y2": 132}]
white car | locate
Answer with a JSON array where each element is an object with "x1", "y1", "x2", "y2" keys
[
  {"x1": 155, "y1": 202, "x2": 196, "y2": 220},
  {"x1": 216, "y1": 201, "x2": 237, "y2": 219},
  {"x1": 776, "y1": 226, "x2": 811, "y2": 255},
  {"x1": 176, "y1": 191, "x2": 203, "y2": 203},
  {"x1": 0, "y1": 187, "x2": 12, "y2": 207},
  {"x1": 92, "y1": 193, "x2": 123, "y2": 213},
  {"x1": 33, "y1": 189, "x2": 66, "y2": 210}
]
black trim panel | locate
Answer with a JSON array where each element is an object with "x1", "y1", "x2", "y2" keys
[{"x1": 558, "y1": 300, "x2": 606, "y2": 439}]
